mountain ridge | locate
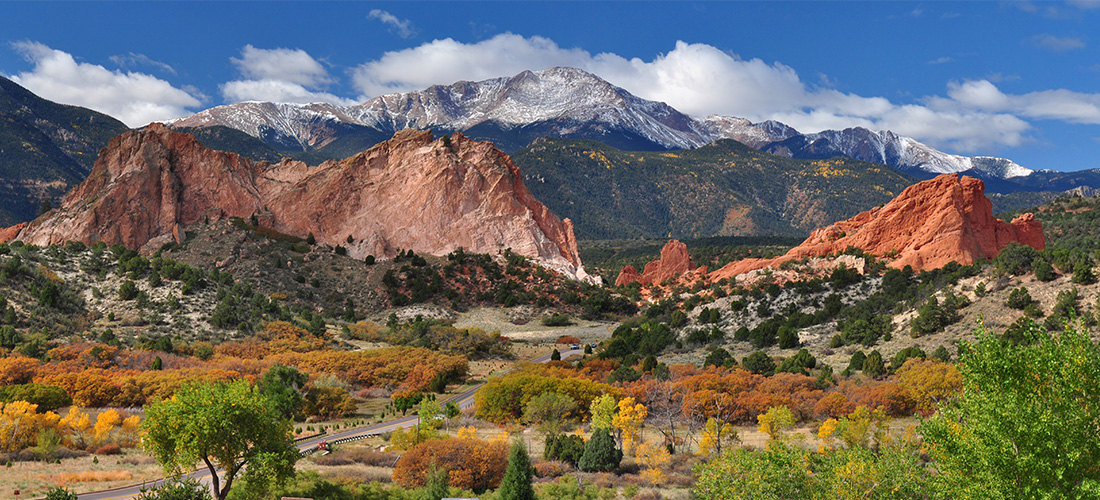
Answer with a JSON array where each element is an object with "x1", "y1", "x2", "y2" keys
[{"x1": 167, "y1": 67, "x2": 1046, "y2": 186}]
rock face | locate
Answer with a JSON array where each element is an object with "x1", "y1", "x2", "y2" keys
[
  {"x1": 3, "y1": 124, "x2": 594, "y2": 281},
  {"x1": 615, "y1": 240, "x2": 696, "y2": 286},
  {"x1": 711, "y1": 174, "x2": 1045, "y2": 280}
]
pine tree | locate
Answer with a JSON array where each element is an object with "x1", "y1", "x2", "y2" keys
[
  {"x1": 498, "y1": 440, "x2": 535, "y2": 500},
  {"x1": 578, "y1": 427, "x2": 622, "y2": 472}
]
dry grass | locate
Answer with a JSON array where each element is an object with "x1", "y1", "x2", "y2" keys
[
  {"x1": 43, "y1": 469, "x2": 133, "y2": 483},
  {"x1": 0, "y1": 449, "x2": 162, "y2": 500}
]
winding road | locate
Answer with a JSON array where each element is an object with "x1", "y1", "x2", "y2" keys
[{"x1": 75, "y1": 347, "x2": 584, "y2": 500}]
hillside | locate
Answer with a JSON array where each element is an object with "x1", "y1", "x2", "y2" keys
[
  {"x1": 512, "y1": 137, "x2": 919, "y2": 240},
  {"x1": 0, "y1": 77, "x2": 129, "y2": 225}
]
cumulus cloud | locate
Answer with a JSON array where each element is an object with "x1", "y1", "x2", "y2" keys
[
  {"x1": 9, "y1": 41, "x2": 201, "y2": 127},
  {"x1": 368, "y1": 9, "x2": 415, "y2": 39},
  {"x1": 220, "y1": 45, "x2": 356, "y2": 105},
  {"x1": 349, "y1": 34, "x2": 1042, "y2": 152},
  {"x1": 1029, "y1": 34, "x2": 1086, "y2": 51},
  {"x1": 938, "y1": 79, "x2": 1100, "y2": 124}
]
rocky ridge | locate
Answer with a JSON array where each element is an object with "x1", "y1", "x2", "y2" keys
[
  {"x1": 617, "y1": 174, "x2": 1045, "y2": 287},
  {"x1": 614, "y1": 240, "x2": 701, "y2": 287},
  {"x1": 711, "y1": 174, "x2": 1044, "y2": 279},
  {"x1": 2, "y1": 124, "x2": 594, "y2": 282}
]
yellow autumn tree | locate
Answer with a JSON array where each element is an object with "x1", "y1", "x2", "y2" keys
[
  {"x1": 0, "y1": 401, "x2": 42, "y2": 452},
  {"x1": 757, "y1": 405, "x2": 795, "y2": 443},
  {"x1": 93, "y1": 408, "x2": 122, "y2": 446},
  {"x1": 835, "y1": 405, "x2": 891, "y2": 449},
  {"x1": 589, "y1": 394, "x2": 617, "y2": 430},
  {"x1": 119, "y1": 415, "x2": 141, "y2": 447},
  {"x1": 456, "y1": 426, "x2": 478, "y2": 439},
  {"x1": 59, "y1": 407, "x2": 92, "y2": 449},
  {"x1": 635, "y1": 441, "x2": 672, "y2": 485},
  {"x1": 612, "y1": 397, "x2": 647, "y2": 454},
  {"x1": 817, "y1": 418, "x2": 840, "y2": 453},
  {"x1": 696, "y1": 417, "x2": 737, "y2": 457}
]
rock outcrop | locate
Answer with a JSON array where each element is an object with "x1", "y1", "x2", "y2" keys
[
  {"x1": 2, "y1": 124, "x2": 594, "y2": 281},
  {"x1": 615, "y1": 240, "x2": 697, "y2": 286},
  {"x1": 710, "y1": 174, "x2": 1045, "y2": 280}
]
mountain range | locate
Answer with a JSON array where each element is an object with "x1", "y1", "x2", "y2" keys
[
  {"x1": 5, "y1": 68, "x2": 1100, "y2": 233},
  {"x1": 168, "y1": 67, "x2": 1046, "y2": 184}
]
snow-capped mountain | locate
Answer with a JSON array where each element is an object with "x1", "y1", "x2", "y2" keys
[
  {"x1": 761, "y1": 128, "x2": 1033, "y2": 179},
  {"x1": 170, "y1": 67, "x2": 1032, "y2": 180},
  {"x1": 172, "y1": 67, "x2": 714, "y2": 153}
]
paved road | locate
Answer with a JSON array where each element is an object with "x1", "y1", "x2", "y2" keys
[{"x1": 76, "y1": 347, "x2": 583, "y2": 500}]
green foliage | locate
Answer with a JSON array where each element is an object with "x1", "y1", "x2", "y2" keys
[
  {"x1": 1006, "y1": 287, "x2": 1034, "y2": 309},
  {"x1": 693, "y1": 440, "x2": 929, "y2": 500},
  {"x1": 541, "y1": 313, "x2": 573, "y2": 327},
  {"x1": 44, "y1": 487, "x2": 78, "y2": 500},
  {"x1": 523, "y1": 392, "x2": 578, "y2": 435},
  {"x1": 475, "y1": 372, "x2": 614, "y2": 424},
  {"x1": 704, "y1": 347, "x2": 733, "y2": 368},
  {"x1": 742, "y1": 351, "x2": 775, "y2": 376},
  {"x1": 141, "y1": 379, "x2": 298, "y2": 500},
  {"x1": 544, "y1": 433, "x2": 585, "y2": 466},
  {"x1": 993, "y1": 242, "x2": 1039, "y2": 276},
  {"x1": 577, "y1": 428, "x2": 622, "y2": 472},
  {"x1": 498, "y1": 441, "x2": 536, "y2": 500},
  {"x1": 118, "y1": 280, "x2": 139, "y2": 300},
  {"x1": 599, "y1": 321, "x2": 674, "y2": 359},
  {"x1": 259, "y1": 364, "x2": 308, "y2": 421},
  {"x1": 422, "y1": 461, "x2": 449, "y2": 500},
  {"x1": 137, "y1": 478, "x2": 212, "y2": 500},
  {"x1": 778, "y1": 348, "x2": 816, "y2": 375},
  {"x1": 921, "y1": 323, "x2": 1100, "y2": 499},
  {"x1": 862, "y1": 350, "x2": 886, "y2": 377},
  {"x1": 910, "y1": 292, "x2": 969, "y2": 338}
]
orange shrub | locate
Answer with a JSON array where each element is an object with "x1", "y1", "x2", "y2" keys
[
  {"x1": 814, "y1": 392, "x2": 855, "y2": 418},
  {"x1": 392, "y1": 437, "x2": 508, "y2": 492}
]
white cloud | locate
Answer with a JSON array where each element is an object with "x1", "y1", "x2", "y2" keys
[
  {"x1": 368, "y1": 10, "x2": 415, "y2": 39},
  {"x1": 927, "y1": 56, "x2": 953, "y2": 65},
  {"x1": 9, "y1": 41, "x2": 202, "y2": 127},
  {"x1": 231, "y1": 45, "x2": 331, "y2": 87},
  {"x1": 221, "y1": 79, "x2": 356, "y2": 106},
  {"x1": 1028, "y1": 34, "x2": 1086, "y2": 51},
  {"x1": 938, "y1": 79, "x2": 1100, "y2": 125},
  {"x1": 349, "y1": 34, "x2": 1040, "y2": 152},
  {"x1": 221, "y1": 45, "x2": 356, "y2": 105},
  {"x1": 109, "y1": 52, "x2": 177, "y2": 75}
]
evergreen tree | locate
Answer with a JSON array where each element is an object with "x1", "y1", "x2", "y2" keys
[
  {"x1": 578, "y1": 427, "x2": 622, "y2": 472},
  {"x1": 863, "y1": 350, "x2": 886, "y2": 377},
  {"x1": 421, "y1": 461, "x2": 449, "y2": 500},
  {"x1": 498, "y1": 440, "x2": 535, "y2": 500}
]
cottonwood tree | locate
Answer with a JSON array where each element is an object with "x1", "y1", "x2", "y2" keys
[
  {"x1": 141, "y1": 380, "x2": 297, "y2": 500},
  {"x1": 921, "y1": 323, "x2": 1100, "y2": 499}
]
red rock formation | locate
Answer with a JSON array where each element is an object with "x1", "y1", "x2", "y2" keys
[
  {"x1": 710, "y1": 174, "x2": 1045, "y2": 280},
  {"x1": 614, "y1": 265, "x2": 642, "y2": 287},
  {"x1": 616, "y1": 240, "x2": 697, "y2": 286},
  {"x1": 2, "y1": 124, "x2": 594, "y2": 281}
]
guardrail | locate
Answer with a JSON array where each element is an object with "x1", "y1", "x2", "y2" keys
[{"x1": 300, "y1": 432, "x2": 380, "y2": 455}]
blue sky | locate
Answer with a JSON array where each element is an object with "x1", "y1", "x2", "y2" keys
[{"x1": 1, "y1": 1, "x2": 1099, "y2": 172}]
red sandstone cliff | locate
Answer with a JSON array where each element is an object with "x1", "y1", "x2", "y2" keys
[
  {"x1": 710, "y1": 174, "x2": 1045, "y2": 280},
  {"x1": 615, "y1": 240, "x2": 697, "y2": 286},
  {"x1": 3, "y1": 124, "x2": 594, "y2": 281}
]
